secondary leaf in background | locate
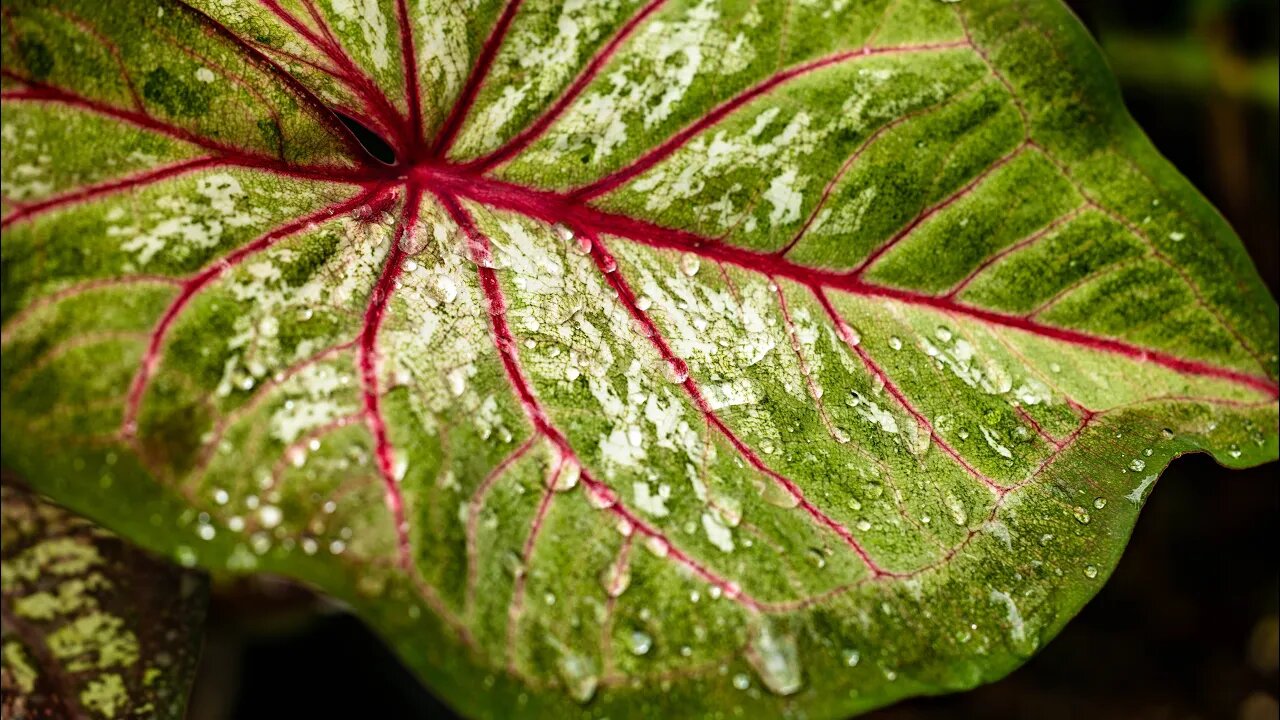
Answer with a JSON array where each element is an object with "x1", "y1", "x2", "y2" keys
[
  {"x1": 0, "y1": 483, "x2": 208, "y2": 720},
  {"x1": 0, "y1": 0, "x2": 1276, "y2": 718}
]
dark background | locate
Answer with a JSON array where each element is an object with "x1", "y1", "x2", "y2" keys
[{"x1": 191, "y1": 2, "x2": 1280, "y2": 718}]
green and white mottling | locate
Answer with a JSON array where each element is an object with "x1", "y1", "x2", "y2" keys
[
  {"x1": 1, "y1": 0, "x2": 1276, "y2": 718},
  {"x1": 0, "y1": 485, "x2": 207, "y2": 719}
]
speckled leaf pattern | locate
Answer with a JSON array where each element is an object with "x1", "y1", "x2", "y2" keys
[
  {"x1": 0, "y1": 483, "x2": 207, "y2": 720},
  {"x1": 1, "y1": 0, "x2": 1276, "y2": 717}
]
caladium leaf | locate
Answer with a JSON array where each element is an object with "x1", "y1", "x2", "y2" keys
[
  {"x1": 0, "y1": 482, "x2": 207, "y2": 719},
  {"x1": 1, "y1": 0, "x2": 1276, "y2": 717}
]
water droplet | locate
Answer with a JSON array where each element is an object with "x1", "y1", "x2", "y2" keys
[
  {"x1": 1129, "y1": 459, "x2": 1146, "y2": 471},
  {"x1": 664, "y1": 357, "x2": 689, "y2": 384},
  {"x1": 760, "y1": 482, "x2": 800, "y2": 509},
  {"x1": 599, "y1": 254, "x2": 617, "y2": 273},
  {"x1": 643, "y1": 535, "x2": 670, "y2": 558},
  {"x1": 1169, "y1": 231, "x2": 1185, "y2": 242},
  {"x1": 213, "y1": 489, "x2": 229, "y2": 505},
  {"x1": 855, "y1": 519, "x2": 872, "y2": 532},
  {"x1": 747, "y1": 622, "x2": 803, "y2": 696},
  {"x1": 555, "y1": 652, "x2": 598, "y2": 704},
  {"x1": 733, "y1": 673, "x2": 751, "y2": 690},
  {"x1": 552, "y1": 222, "x2": 575, "y2": 243},
  {"x1": 259, "y1": 505, "x2": 282, "y2": 529},
  {"x1": 680, "y1": 254, "x2": 701, "y2": 276},
  {"x1": 297, "y1": 307, "x2": 314, "y2": 321},
  {"x1": 1161, "y1": 428, "x2": 1175, "y2": 439},
  {"x1": 601, "y1": 561, "x2": 631, "y2": 597},
  {"x1": 808, "y1": 547, "x2": 827, "y2": 569},
  {"x1": 586, "y1": 484, "x2": 618, "y2": 510},
  {"x1": 629, "y1": 630, "x2": 653, "y2": 656},
  {"x1": 888, "y1": 337, "x2": 903, "y2": 350},
  {"x1": 553, "y1": 462, "x2": 580, "y2": 492},
  {"x1": 935, "y1": 326, "x2": 953, "y2": 342},
  {"x1": 1093, "y1": 497, "x2": 1107, "y2": 510},
  {"x1": 1084, "y1": 564, "x2": 1099, "y2": 578},
  {"x1": 864, "y1": 481, "x2": 883, "y2": 499},
  {"x1": 635, "y1": 295, "x2": 653, "y2": 312},
  {"x1": 175, "y1": 546, "x2": 197, "y2": 567},
  {"x1": 842, "y1": 648, "x2": 860, "y2": 667},
  {"x1": 1072, "y1": 506, "x2": 1090, "y2": 524},
  {"x1": 197, "y1": 524, "x2": 216, "y2": 541}
]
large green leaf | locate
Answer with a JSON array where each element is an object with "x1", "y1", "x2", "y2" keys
[
  {"x1": 1, "y1": 0, "x2": 1276, "y2": 717},
  {"x1": 0, "y1": 482, "x2": 207, "y2": 719}
]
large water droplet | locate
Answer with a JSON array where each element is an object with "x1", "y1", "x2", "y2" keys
[
  {"x1": 680, "y1": 253, "x2": 701, "y2": 276},
  {"x1": 586, "y1": 484, "x2": 618, "y2": 510},
  {"x1": 553, "y1": 462, "x2": 580, "y2": 492},
  {"x1": 747, "y1": 621, "x2": 803, "y2": 696},
  {"x1": 555, "y1": 652, "x2": 598, "y2": 704},
  {"x1": 760, "y1": 482, "x2": 800, "y2": 509}
]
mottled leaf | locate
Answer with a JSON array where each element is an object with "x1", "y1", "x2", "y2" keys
[
  {"x1": 0, "y1": 483, "x2": 207, "y2": 720},
  {"x1": 1, "y1": 0, "x2": 1276, "y2": 718}
]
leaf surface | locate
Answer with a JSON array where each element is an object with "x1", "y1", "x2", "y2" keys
[
  {"x1": 0, "y1": 483, "x2": 208, "y2": 720},
  {"x1": 1, "y1": 0, "x2": 1277, "y2": 717}
]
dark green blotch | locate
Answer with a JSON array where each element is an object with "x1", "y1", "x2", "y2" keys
[
  {"x1": 257, "y1": 119, "x2": 283, "y2": 153},
  {"x1": 17, "y1": 37, "x2": 54, "y2": 80},
  {"x1": 142, "y1": 67, "x2": 211, "y2": 117}
]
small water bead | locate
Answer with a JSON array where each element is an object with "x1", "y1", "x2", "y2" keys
[
  {"x1": 175, "y1": 546, "x2": 198, "y2": 567},
  {"x1": 1129, "y1": 459, "x2": 1146, "y2": 471},
  {"x1": 1072, "y1": 506, "x2": 1090, "y2": 524},
  {"x1": 1161, "y1": 428, "x2": 1175, "y2": 439},
  {"x1": 935, "y1": 326, "x2": 953, "y2": 342},
  {"x1": 629, "y1": 630, "x2": 653, "y2": 656},
  {"x1": 329, "y1": 540, "x2": 346, "y2": 555},
  {"x1": 227, "y1": 516, "x2": 245, "y2": 532},
  {"x1": 297, "y1": 307, "x2": 314, "y2": 321},
  {"x1": 403, "y1": 259, "x2": 419, "y2": 273},
  {"x1": 679, "y1": 254, "x2": 701, "y2": 276},
  {"x1": 888, "y1": 337, "x2": 903, "y2": 350},
  {"x1": 599, "y1": 254, "x2": 618, "y2": 273},
  {"x1": 733, "y1": 674, "x2": 751, "y2": 691},
  {"x1": 680, "y1": 645, "x2": 693, "y2": 657},
  {"x1": 552, "y1": 222, "x2": 575, "y2": 243},
  {"x1": 259, "y1": 505, "x2": 283, "y2": 529},
  {"x1": 213, "y1": 489, "x2": 229, "y2": 505},
  {"x1": 601, "y1": 562, "x2": 631, "y2": 597},
  {"x1": 842, "y1": 649, "x2": 860, "y2": 667},
  {"x1": 664, "y1": 357, "x2": 690, "y2": 384},
  {"x1": 635, "y1": 295, "x2": 653, "y2": 312},
  {"x1": 1093, "y1": 497, "x2": 1107, "y2": 510},
  {"x1": 855, "y1": 519, "x2": 872, "y2": 532},
  {"x1": 1169, "y1": 231, "x2": 1185, "y2": 242},
  {"x1": 1084, "y1": 564, "x2": 1099, "y2": 579},
  {"x1": 197, "y1": 524, "x2": 216, "y2": 541}
]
